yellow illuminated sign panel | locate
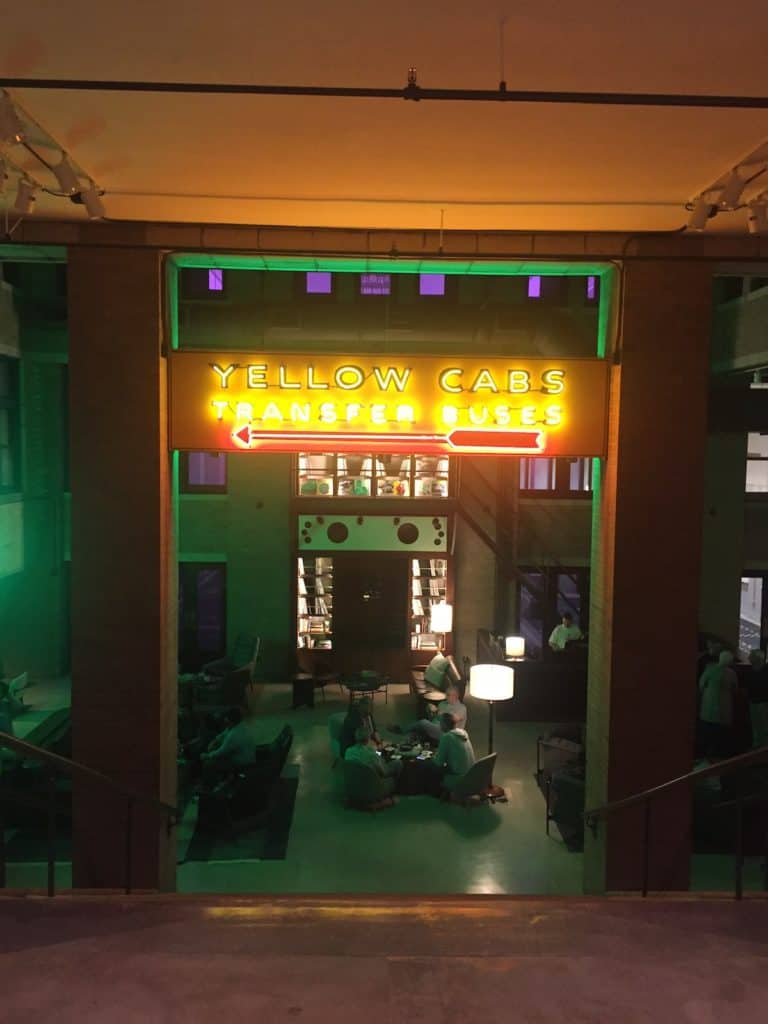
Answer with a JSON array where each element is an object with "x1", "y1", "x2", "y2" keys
[{"x1": 169, "y1": 352, "x2": 609, "y2": 456}]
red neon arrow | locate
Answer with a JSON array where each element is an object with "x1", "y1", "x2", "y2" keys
[
  {"x1": 447, "y1": 429, "x2": 543, "y2": 451},
  {"x1": 234, "y1": 424, "x2": 252, "y2": 446}
]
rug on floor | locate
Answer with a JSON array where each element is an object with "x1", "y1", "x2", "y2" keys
[{"x1": 182, "y1": 766, "x2": 299, "y2": 863}]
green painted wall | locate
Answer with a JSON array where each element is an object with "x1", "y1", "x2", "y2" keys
[
  {"x1": 179, "y1": 453, "x2": 293, "y2": 678},
  {"x1": 0, "y1": 264, "x2": 69, "y2": 680}
]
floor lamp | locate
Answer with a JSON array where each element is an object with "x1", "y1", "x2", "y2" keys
[{"x1": 469, "y1": 664, "x2": 515, "y2": 755}]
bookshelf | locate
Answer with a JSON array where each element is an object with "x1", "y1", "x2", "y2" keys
[
  {"x1": 297, "y1": 555, "x2": 333, "y2": 650},
  {"x1": 410, "y1": 557, "x2": 450, "y2": 651}
]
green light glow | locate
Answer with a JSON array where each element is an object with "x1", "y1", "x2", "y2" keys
[
  {"x1": 165, "y1": 253, "x2": 615, "y2": 357},
  {"x1": 168, "y1": 253, "x2": 612, "y2": 278}
]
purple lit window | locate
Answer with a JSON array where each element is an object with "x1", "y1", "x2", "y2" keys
[
  {"x1": 306, "y1": 271, "x2": 332, "y2": 294},
  {"x1": 527, "y1": 275, "x2": 541, "y2": 299},
  {"x1": 360, "y1": 273, "x2": 391, "y2": 296},
  {"x1": 419, "y1": 273, "x2": 445, "y2": 296},
  {"x1": 183, "y1": 452, "x2": 227, "y2": 492},
  {"x1": 586, "y1": 276, "x2": 597, "y2": 300},
  {"x1": 208, "y1": 269, "x2": 224, "y2": 292}
]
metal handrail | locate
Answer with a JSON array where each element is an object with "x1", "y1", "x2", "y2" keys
[
  {"x1": 582, "y1": 743, "x2": 768, "y2": 899},
  {"x1": 584, "y1": 745, "x2": 768, "y2": 825},
  {"x1": 0, "y1": 729, "x2": 176, "y2": 897}
]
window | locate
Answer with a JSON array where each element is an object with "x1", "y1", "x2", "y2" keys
[
  {"x1": 180, "y1": 452, "x2": 227, "y2": 493},
  {"x1": 360, "y1": 273, "x2": 391, "y2": 296},
  {"x1": 746, "y1": 433, "x2": 768, "y2": 493},
  {"x1": 0, "y1": 355, "x2": 20, "y2": 493},
  {"x1": 519, "y1": 457, "x2": 592, "y2": 496},
  {"x1": 518, "y1": 567, "x2": 590, "y2": 660},
  {"x1": 296, "y1": 453, "x2": 451, "y2": 498},
  {"x1": 306, "y1": 271, "x2": 333, "y2": 294},
  {"x1": 178, "y1": 562, "x2": 227, "y2": 672},
  {"x1": 419, "y1": 273, "x2": 445, "y2": 296},
  {"x1": 180, "y1": 268, "x2": 227, "y2": 300},
  {"x1": 526, "y1": 276, "x2": 568, "y2": 305}
]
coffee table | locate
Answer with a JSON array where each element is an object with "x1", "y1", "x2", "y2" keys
[
  {"x1": 341, "y1": 672, "x2": 390, "y2": 704},
  {"x1": 381, "y1": 742, "x2": 442, "y2": 796}
]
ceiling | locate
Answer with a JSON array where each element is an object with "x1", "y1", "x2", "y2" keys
[{"x1": 2, "y1": 0, "x2": 768, "y2": 234}]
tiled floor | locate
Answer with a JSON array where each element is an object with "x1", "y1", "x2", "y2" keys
[
  {"x1": 176, "y1": 682, "x2": 584, "y2": 895},
  {"x1": 5, "y1": 679, "x2": 763, "y2": 896}
]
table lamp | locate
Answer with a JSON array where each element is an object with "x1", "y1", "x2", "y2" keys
[
  {"x1": 505, "y1": 635, "x2": 525, "y2": 660},
  {"x1": 469, "y1": 663, "x2": 514, "y2": 754},
  {"x1": 430, "y1": 602, "x2": 453, "y2": 649}
]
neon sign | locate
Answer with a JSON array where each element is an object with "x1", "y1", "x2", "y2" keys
[{"x1": 168, "y1": 353, "x2": 609, "y2": 456}]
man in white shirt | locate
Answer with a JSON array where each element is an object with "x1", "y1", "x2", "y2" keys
[
  {"x1": 432, "y1": 713, "x2": 476, "y2": 791},
  {"x1": 548, "y1": 613, "x2": 583, "y2": 652}
]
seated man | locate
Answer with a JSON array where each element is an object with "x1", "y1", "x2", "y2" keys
[
  {"x1": 548, "y1": 612, "x2": 583, "y2": 652},
  {"x1": 339, "y1": 695, "x2": 380, "y2": 758},
  {"x1": 391, "y1": 685, "x2": 467, "y2": 745},
  {"x1": 431, "y1": 712, "x2": 476, "y2": 793},
  {"x1": 200, "y1": 707, "x2": 258, "y2": 783},
  {"x1": 344, "y1": 726, "x2": 402, "y2": 783}
]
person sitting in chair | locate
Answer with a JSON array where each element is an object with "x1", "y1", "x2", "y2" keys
[
  {"x1": 339, "y1": 695, "x2": 381, "y2": 758},
  {"x1": 390, "y1": 686, "x2": 467, "y2": 745},
  {"x1": 200, "y1": 707, "x2": 258, "y2": 783},
  {"x1": 344, "y1": 726, "x2": 401, "y2": 781},
  {"x1": 430, "y1": 712, "x2": 476, "y2": 793}
]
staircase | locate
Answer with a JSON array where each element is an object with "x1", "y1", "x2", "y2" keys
[{"x1": 0, "y1": 893, "x2": 766, "y2": 1021}]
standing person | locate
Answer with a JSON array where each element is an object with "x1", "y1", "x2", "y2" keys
[
  {"x1": 548, "y1": 612, "x2": 583, "y2": 652},
  {"x1": 339, "y1": 695, "x2": 380, "y2": 758},
  {"x1": 746, "y1": 650, "x2": 768, "y2": 748},
  {"x1": 430, "y1": 712, "x2": 476, "y2": 794},
  {"x1": 698, "y1": 650, "x2": 739, "y2": 757},
  {"x1": 389, "y1": 686, "x2": 468, "y2": 744}
]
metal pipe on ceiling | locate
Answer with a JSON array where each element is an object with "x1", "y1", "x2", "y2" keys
[{"x1": 2, "y1": 77, "x2": 768, "y2": 109}]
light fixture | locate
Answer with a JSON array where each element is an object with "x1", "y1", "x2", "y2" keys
[
  {"x1": 52, "y1": 155, "x2": 81, "y2": 195},
  {"x1": 0, "y1": 92, "x2": 24, "y2": 144},
  {"x1": 748, "y1": 200, "x2": 768, "y2": 235},
  {"x1": 469, "y1": 663, "x2": 515, "y2": 754},
  {"x1": 505, "y1": 635, "x2": 525, "y2": 660},
  {"x1": 78, "y1": 182, "x2": 106, "y2": 220},
  {"x1": 430, "y1": 602, "x2": 453, "y2": 650},
  {"x1": 687, "y1": 195, "x2": 719, "y2": 231},
  {"x1": 12, "y1": 178, "x2": 36, "y2": 215},
  {"x1": 718, "y1": 170, "x2": 746, "y2": 209}
]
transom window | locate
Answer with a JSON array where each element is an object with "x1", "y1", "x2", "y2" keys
[
  {"x1": 519, "y1": 457, "x2": 593, "y2": 496},
  {"x1": 297, "y1": 453, "x2": 450, "y2": 498}
]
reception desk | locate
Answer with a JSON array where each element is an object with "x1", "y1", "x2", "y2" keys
[{"x1": 494, "y1": 655, "x2": 587, "y2": 723}]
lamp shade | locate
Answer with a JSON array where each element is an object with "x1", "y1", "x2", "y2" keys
[
  {"x1": 469, "y1": 663, "x2": 514, "y2": 702},
  {"x1": 505, "y1": 635, "x2": 525, "y2": 659},
  {"x1": 430, "y1": 602, "x2": 453, "y2": 633}
]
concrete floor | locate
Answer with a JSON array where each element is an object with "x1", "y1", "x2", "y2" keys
[
  {"x1": 0, "y1": 893, "x2": 767, "y2": 1022},
  {"x1": 176, "y1": 682, "x2": 583, "y2": 895}
]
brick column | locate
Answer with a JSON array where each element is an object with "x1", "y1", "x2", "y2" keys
[
  {"x1": 68, "y1": 248, "x2": 176, "y2": 890},
  {"x1": 584, "y1": 261, "x2": 712, "y2": 892}
]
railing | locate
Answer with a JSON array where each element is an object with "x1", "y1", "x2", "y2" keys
[
  {"x1": 583, "y1": 745, "x2": 768, "y2": 899},
  {"x1": 0, "y1": 730, "x2": 176, "y2": 897}
]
